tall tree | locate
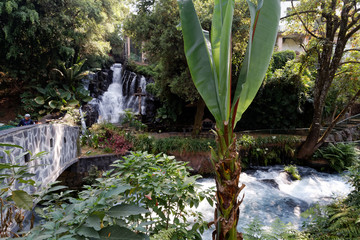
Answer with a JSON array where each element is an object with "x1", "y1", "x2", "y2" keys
[
  {"x1": 284, "y1": 0, "x2": 360, "y2": 159},
  {"x1": 178, "y1": 0, "x2": 280, "y2": 239},
  {"x1": 124, "y1": 0, "x2": 250, "y2": 133},
  {"x1": 0, "y1": 0, "x2": 129, "y2": 85}
]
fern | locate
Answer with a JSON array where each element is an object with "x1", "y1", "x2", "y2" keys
[
  {"x1": 314, "y1": 143, "x2": 358, "y2": 172},
  {"x1": 150, "y1": 228, "x2": 176, "y2": 240}
]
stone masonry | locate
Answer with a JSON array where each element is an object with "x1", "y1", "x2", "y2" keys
[{"x1": 0, "y1": 124, "x2": 79, "y2": 189}]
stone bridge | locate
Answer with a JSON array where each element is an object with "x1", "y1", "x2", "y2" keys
[{"x1": 0, "y1": 124, "x2": 80, "y2": 189}]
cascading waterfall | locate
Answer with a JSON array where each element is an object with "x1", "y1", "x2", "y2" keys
[
  {"x1": 79, "y1": 108, "x2": 87, "y2": 135},
  {"x1": 198, "y1": 166, "x2": 352, "y2": 239},
  {"x1": 92, "y1": 63, "x2": 148, "y2": 123}
]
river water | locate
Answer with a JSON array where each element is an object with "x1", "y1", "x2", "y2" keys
[{"x1": 197, "y1": 166, "x2": 352, "y2": 239}]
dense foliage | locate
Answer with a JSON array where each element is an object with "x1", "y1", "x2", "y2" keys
[
  {"x1": 112, "y1": 151, "x2": 214, "y2": 239},
  {"x1": 82, "y1": 123, "x2": 216, "y2": 155},
  {"x1": 313, "y1": 143, "x2": 359, "y2": 173},
  {"x1": 124, "y1": 0, "x2": 251, "y2": 124},
  {"x1": 237, "y1": 135, "x2": 302, "y2": 168},
  {"x1": 239, "y1": 56, "x2": 313, "y2": 130},
  {"x1": 0, "y1": 143, "x2": 45, "y2": 237},
  {"x1": 1, "y1": 144, "x2": 213, "y2": 239},
  {"x1": 285, "y1": 0, "x2": 360, "y2": 159},
  {"x1": 302, "y1": 155, "x2": 360, "y2": 239},
  {"x1": 0, "y1": 0, "x2": 129, "y2": 118}
]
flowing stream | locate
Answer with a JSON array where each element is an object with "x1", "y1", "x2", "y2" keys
[
  {"x1": 197, "y1": 166, "x2": 352, "y2": 239},
  {"x1": 91, "y1": 63, "x2": 148, "y2": 123}
]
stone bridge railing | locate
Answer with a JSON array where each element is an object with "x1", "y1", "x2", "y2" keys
[{"x1": 0, "y1": 124, "x2": 80, "y2": 189}]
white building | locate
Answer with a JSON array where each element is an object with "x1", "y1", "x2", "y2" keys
[{"x1": 277, "y1": 1, "x2": 307, "y2": 53}]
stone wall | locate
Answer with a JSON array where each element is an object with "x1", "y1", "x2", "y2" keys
[
  {"x1": 326, "y1": 126, "x2": 360, "y2": 143},
  {"x1": 58, "y1": 154, "x2": 121, "y2": 189},
  {"x1": 0, "y1": 124, "x2": 79, "y2": 189}
]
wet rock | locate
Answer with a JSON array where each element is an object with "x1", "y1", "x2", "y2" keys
[
  {"x1": 282, "y1": 197, "x2": 309, "y2": 210},
  {"x1": 89, "y1": 69, "x2": 113, "y2": 99},
  {"x1": 82, "y1": 104, "x2": 99, "y2": 127},
  {"x1": 260, "y1": 179, "x2": 279, "y2": 189},
  {"x1": 279, "y1": 171, "x2": 292, "y2": 184}
]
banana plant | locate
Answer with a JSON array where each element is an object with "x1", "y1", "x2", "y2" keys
[{"x1": 177, "y1": 0, "x2": 280, "y2": 239}]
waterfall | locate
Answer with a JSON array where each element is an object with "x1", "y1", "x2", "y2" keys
[
  {"x1": 198, "y1": 166, "x2": 352, "y2": 239},
  {"x1": 79, "y1": 108, "x2": 87, "y2": 135},
  {"x1": 90, "y1": 63, "x2": 148, "y2": 123}
]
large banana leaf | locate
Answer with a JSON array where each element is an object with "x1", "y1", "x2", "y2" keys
[
  {"x1": 178, "y1": 0, "x2": 280, "y2": 129},
  {"x1": 232, "y1": 0, "x2": 280, "y2": 126},
  {"x1": 178, "y1": 0, "x2": 222, "y2": 123}
]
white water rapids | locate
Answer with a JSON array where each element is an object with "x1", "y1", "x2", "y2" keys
[{"x1": 197, "y1": 166, "x2": 352, "y2": 239}]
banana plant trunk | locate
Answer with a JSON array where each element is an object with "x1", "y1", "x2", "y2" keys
[{"x1": 211, "y1": 123, "x2": 244, "y2": 239}]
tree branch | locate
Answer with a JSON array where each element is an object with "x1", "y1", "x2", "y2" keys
[
  {"x1": 345, "y1": 15, "x2": 360, "y2": 39},
  {"x1": 344, "y1": 48, "x2": 360, "y2": 53},
  {"x1": 317, "y1": 89, "x2": 360, "y2": 147},
  {"x1": 280, "y1": 10, "x2": 318, "y2": 20},
  {"x1": 290, "y1": 0, "x2": 323, "y2": 40},
  {"x1": 340, "y1": 61, "x2": 360, "y2": 66},
  {"x1": 334, "y1": 69, "x2": 351, "y2": 77}
]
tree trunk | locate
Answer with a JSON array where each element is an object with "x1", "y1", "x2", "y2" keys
[
  {"x1": 191, "y1": 98, "x2": 205, "y2": 137},
  {"x1": 211, "y1": 123, "x2": 244, "y2": 240}
]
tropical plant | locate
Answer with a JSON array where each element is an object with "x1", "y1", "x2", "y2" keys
[
  {"x1": 238, "y1": 135, "x2": 301, "y2": 167},
  {"x1": 27, "y1": 180, "x2": 149, "y2": 239},
  {"x1": 32, "y1": 60, "x2": 93, "y2": 115},
  {"x1": 177, "y1": 0, "x2": 280, "y2": 238},
  {"x1": 111, "y1": 151, "x2": 214, "y2": 239},
  {"x1": 0, "y1": 143, "x2": 45, "y2": 237},
  {"x1": 313, "y1": 143, "x2": 359, "y2": 173},
  {"x1": 122, "y1": 109, "x2": 147, "y2": 131}
]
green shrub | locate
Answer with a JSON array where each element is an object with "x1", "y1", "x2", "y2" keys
[
  {"x1": 0, "y1": 143, "x2": 46, "y2": 237},
  {"x1": 313, "y1": 143, "x2": 359, "y2": 172},
  {"x1": 270, "y1": 50, "x2": 296, "y2": 71},
  {"x1": 129, "y1": 135, "x2": 216, "y2": 154},
  {"x1": 238, "y1": 135, "x2": 301, "y2": 167},
  {"x1": 28, "y1": 179, "x2": 149, "y2": 239},
  {"x1": 111, "y1": 151, "x2": 214, "y2": 239}
]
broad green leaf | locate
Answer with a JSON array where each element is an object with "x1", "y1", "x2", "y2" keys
[
  {"x1": 46, "y1": 185, "x2": 68, "y2": 193},
  {"x1": 83, "y1": 96, "x2": 93, "y2": 102},
  {"x1": 99, "y1": 226, "x2": 145, "y2": 240},
  {"x1": 34, "y1": 96, "x2": 45, "y2": 105},
  {"x1": 55, "y1": 226, "x2": 69, "y2": 235},
  {"x1": 58, "y1": 235, "x2": 77, "y2": 240},
  {"x1": 218, "y1": 0, "x2": 235, "y2": 120},
  {"x1": 104, "y1": 185, "x2": 132, "y2": 198},
  {"x1": 85, "y1": 214, "x2": 101, "y2": 231},
  {"x1": 48, "y1": 100, "x2": 59, "y2": 109},
  {"x1": 11, "y1": 190, "x2": 33, "y2": 210},
  {"x1": 34, "y1": 87, "x2": 46, "y2": 95},
  {"x1": 211, "y1": 0, "x2": 231, "y2": 79},
  {"x1": 107, "y1": 204, "x2": 149, "y2": 218},
  {"x1": 77, "y1": 226, "x2": 100, "y2": 239},
  {"x1": 178, "y1": 0, "x2": 222, "y2": 123},
  {"x1": 232, "y1": 0, "x2": 280, "y2": 126},
  {"x1": 67, "y1": 99, "x2": 79, "y2": 107}
]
